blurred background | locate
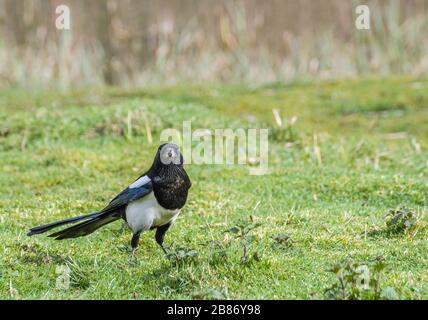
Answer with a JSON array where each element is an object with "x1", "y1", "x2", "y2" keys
[{"x1": 0, "y1": 0, "x2": 427, "y2": 89}]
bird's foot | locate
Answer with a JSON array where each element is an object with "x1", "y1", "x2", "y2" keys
[
  {"x1": 163, "y1": 245, "x2": 177, "y2": 261},
  {"x1": 161, "y1": 244, "x2": 169, "y2": 256},
  {"x1": 128, "y1": 247, "x2": 137, "y2": 266}
]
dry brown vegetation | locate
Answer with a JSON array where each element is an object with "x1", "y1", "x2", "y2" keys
[{"x1": 0, "y1": 0, "x2": 427, "y2": 88}]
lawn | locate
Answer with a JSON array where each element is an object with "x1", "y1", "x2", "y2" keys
[{"x1": 0, "y1": 77, "x2": 427, "y2": 299}]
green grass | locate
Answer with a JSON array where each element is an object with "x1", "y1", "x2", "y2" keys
[{"x1": 0, "y1": 76, "x2": 427, "y2": 299}]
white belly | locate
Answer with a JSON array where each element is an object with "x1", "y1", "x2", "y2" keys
[{"x1": 125, "y1": 192, "x2": 180, "y2": 233}]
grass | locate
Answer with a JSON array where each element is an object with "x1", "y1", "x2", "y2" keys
[{"x1": 0, "y1": 76, "x2": 427, "y2": 299}]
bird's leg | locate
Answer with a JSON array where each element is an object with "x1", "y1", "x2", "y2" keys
[
  {"x1": 155, "y1": 223, "x2": 171, "y2": 257},
  {"x1": 129, "y1": 232, "x2": 141, "y2": 264},
  {"x1": 160, "y1": 244, "x2": 168, "y2": 255}
]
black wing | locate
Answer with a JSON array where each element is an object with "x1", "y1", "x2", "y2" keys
[{"x1": 103, "y1": 179, "x2": 153, "y2": 212}]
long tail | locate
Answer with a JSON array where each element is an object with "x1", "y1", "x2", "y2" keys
[
  {"x1": 27, "y1": 212, "x2": 100, "y2": 236},
  {"x1": 27, "y1": 210, "x2": 121, "y2": 240}
]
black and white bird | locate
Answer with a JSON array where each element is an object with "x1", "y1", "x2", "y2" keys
[{"x1": 27, "y1": 143, "x2": 191, "y2": 260}]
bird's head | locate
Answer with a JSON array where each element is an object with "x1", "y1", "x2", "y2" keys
[
  {"x1": 148, "y1": 143, "x2": 186, "y2": 179},
  {"x1": 157, "y1": 143, "x2": 183, "y2": 166}
]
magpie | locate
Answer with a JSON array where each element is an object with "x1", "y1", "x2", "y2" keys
[{"x1": 27, "y1": 143, "x2": 191, "y2": 260}]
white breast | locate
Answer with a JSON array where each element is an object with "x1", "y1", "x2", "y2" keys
[{"x1": 125, "y1": 191, "x2": 180, "y2": 233}]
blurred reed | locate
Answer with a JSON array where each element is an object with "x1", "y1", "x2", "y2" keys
[{"x1": 0, "y1": 0, "x2": 427, "y2": 89}]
